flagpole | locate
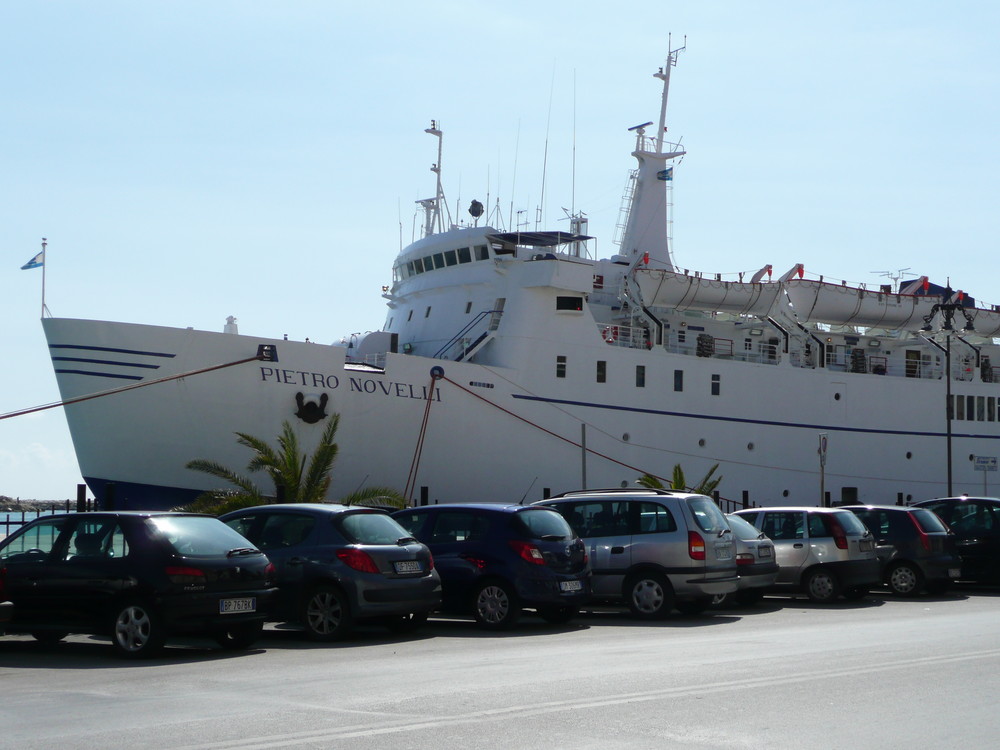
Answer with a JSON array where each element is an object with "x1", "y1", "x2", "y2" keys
[{"x1": 40, "y1": 237, "x2": 48, "y2": 318}]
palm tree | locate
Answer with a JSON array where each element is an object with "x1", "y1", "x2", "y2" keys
[
  {"x1": 183, "y1": 415, "x2": 406, "y2": 515},
  {"x1": 638, "y1": 463, "x2": 723, "y2": 496}
]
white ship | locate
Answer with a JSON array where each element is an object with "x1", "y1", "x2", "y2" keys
[{"x1": 43, "y1": 46, "x2": 1000, "y2": 511}]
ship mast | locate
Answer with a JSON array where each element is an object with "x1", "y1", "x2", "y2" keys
[
  {"x1": 418, "y1": 120, "x2": 449, "y2": 238},
  {"x1": 618, "y1": 39, "x2": 687, "y2": 271}
]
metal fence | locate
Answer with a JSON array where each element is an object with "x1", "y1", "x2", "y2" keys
[{"x1": 0, "y1": 501, "x2": 80, "y2": 539}]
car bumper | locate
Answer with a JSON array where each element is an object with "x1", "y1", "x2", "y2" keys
[
  {"x1": 355, "y1": 575, "x2": 443, "y2": 618},
  {"x1": 824, "y1": 558, "x2": 881, "y2": 588},
  {"x1": 736, "y1": 561, "x2": 780, "y2": 591},
  {"x1": 156, "y1": 587, "x2": 278, "y2": 633},
  {"x1": 916, "y1": 554, "x2": 962, "y2": 582},
  {"x1": 515, "y1": 573, "x2": 592, "y2": 607}
]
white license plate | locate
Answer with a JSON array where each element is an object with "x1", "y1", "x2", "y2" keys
[
  {"x1": 758, "y1": 546, "x2": 772, "y2": 558},
  {"x1": 560, "y1": 580, "x2": 583, "y2": 592},
  {"x1": 715, "y1": 545, "x2": 733, "y2": 561},
  {"x1": 393, "y1": 560, "x2": 423, "y2": 574},
  {"x1": 220, "y1": 597, "x2": 256, "y2": 614},
  {"x1": 949, "y1": 568, "x2": 961, "y2": 578}
]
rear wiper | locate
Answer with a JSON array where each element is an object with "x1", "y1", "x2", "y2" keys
[
  {"x1": 396, "y1": 536, "x2": 418, "y2": 545},
  {"x1": 227, "y1": 547, "x2": 259, "y2": 557}
]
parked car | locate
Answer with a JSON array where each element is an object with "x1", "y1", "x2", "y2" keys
[
  {"x1": 392, "y1": 504, "x2": 590, "y2": 629},
  {"x1": 0, "y1": 511, "x2": 275, "y2": 657},
  {"x1": 221, "y1": 504, "x2": 441, "y2": 640},
  {"x1": 713, "y1": 513, "x2": 779, "y2": 606},
  {"x1": 732, "y1": 507, "x2": 879, "y2": 603},
  {"x1": 912, "y1": 496, "x2": 1000, "y2": 582},
  {"x1": 841, "y1": 505, "x2": 960, "y2": 596},
  {"x1": 535, "y1": 489, "x2": 738, "y2": 618}
]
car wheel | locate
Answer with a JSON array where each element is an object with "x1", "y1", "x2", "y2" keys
[
  {"x1": 675, "y1": 596, "x2": 712, "y2": 616},
  {"x1": 301, "y1": 585, "x2": 353, "y2": 641},
  {"x1": 472, "y1": 581, "x2": 521, "y2": 629},
  {"x1": 111, "y1": 601, "x2": 166, "y2": 658},
  {"x1": 625, "y1": 572, "x2": 674, "y2": 619},
  {"x1": 214, "y1": 621, "x2": 264, "y2": 650},
  {"x1": 886, "y1": 562, "x2": 923, "y2": 597},
  {"x1": 804, "y1": 568, "x2": 841, "y2": 603},
  {"x1": 733, "y1": 589, "x2": 765, "y2": 606},
  {"x1": 31, "y1": 630, "x2": 69, "y2": 645},
  {"x1": 537, "y1": 606, "x2": 578, "y2": 625},
  {"x1": 386, "y1": 611, "x2": 429, "y2": 633}
]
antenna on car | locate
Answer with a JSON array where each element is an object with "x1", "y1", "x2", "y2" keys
[{"x1": 518, "y1": 477, "x2": 538, "y2": 505}]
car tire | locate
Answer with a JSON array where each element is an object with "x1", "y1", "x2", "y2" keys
[
  {"x1": 386, "y1": 611, "x2": 429, "y2": 633},
  {"x1": 733, "y1": 589, "x2": 765, "y2": 606},
  {"x1": 301, "y1": 584, "x2": 353, "y2": 641},
  {"x1": 31, "y1": 630, "x2": 69, "y2": 645},
  {"x1": 886, "y1": 562, "x2": 923, "y2": 597},
  {"x1": 214, "y1": 621, "x2": 264, "y2": 650},
  {"x1": 472, "y1": 580, "x2": 521, "y2": 630},
  {"x1": 537, "y1": 606, "x2": 578, "y2": 625},
  {"x1": 625, "y1": 572, "x2": 674, "y2": 619},
  {"x1": 110, "y1": 601, "x2": 166, "y2": 659},
  {"x1": 804, "y1": 568, "x2": 841, "y2": 603},
  {"x1": 675, "y1": 597, "x2": 712, "y2": 616}
]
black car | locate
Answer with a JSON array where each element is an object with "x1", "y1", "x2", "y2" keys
[
  {"x1": 221, "y1": 504, "x2": 441, "y2": 640},
  {"x1": 0, "y1": 512, "x2": 275, "y2": 658},
  {"x1": 842, "y1": 505, "x2": 960, "y2": 596},
  {"x1": 912, "y1": 496, "x2": 1000, "y2": 582},
  {"x1": 392, "y1": 504, "x2": 591, "y2": 629}
]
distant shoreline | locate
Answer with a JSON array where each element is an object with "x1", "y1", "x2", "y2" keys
[{"x1": 0, "y1": 498, "x2": 72, "y2": 512}]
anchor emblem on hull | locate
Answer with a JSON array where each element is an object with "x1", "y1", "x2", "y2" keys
[{"x1": 295, "y1": 392, "x2": 329, "y2": 424}]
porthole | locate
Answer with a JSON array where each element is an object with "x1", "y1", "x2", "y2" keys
[
  {"x1": 834, "y1": 393, "x2": 841, "y2": 401},
  {"x1": 906, "y1": 452, "x2": 912, "y2": 460},
  {"x1": 782, "y1": 490, "x2": 789, "y2": 497},
  {"x1": 698, "y1": 438, "x2": 706, "y2": 447},
  {"x1": 622, "y1": 433, "x2": 630, "y2": 442},
  {"x1": 747, "y1": 442, "x2": 754, "y2": 451},
  {"x1": 620, "y1": 480, "x2": 629, "y2": 488},
  {"x1": 969, "y1": 454, "x2": 976, "y2": 462}
]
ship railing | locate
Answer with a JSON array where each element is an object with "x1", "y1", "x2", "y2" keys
[
  {"x1": 597, "y1": 323, "x2": 650, "y2": 349},
  {"x1": 345, "y1": 352, "x2": 387, "y2": 369},
  {"x1": 435, "y1": 309, "x2": 502, "y2": 360}
]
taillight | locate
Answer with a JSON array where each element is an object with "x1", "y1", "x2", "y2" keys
[
  {"x1": 509, "y1": 540, "x2": 547, "y2": 565},
  {"x1": 908, "y1": 514, "x2": 932, "y2": 552},
  {"x1": 336, "y1": 548, "x2": 380, "y2": 573},
  {"x1": 827, "y1": 516, "x2": 849, "y2": 550},
  {"x1": 427, "y1": 551, "x2": 435, "y2": 571},
  {"x1": 166, "y1": 565, "x2": 206, "y2": 584},
  {"x1": 688, "y1": 531, "x2": 706, "y2": 560},
  {"x1": 264, "y1": 562, "x2": 276, "y2": 582},
  {"x1": 736, "y1": 552, "x2": 755, "y2": 566}
]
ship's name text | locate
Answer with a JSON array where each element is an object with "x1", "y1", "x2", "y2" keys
[{"x1": 259, "y1": 367, "x2": 442, "y2": 401}]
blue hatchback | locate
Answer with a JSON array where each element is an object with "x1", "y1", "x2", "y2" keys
[{"x1": 392, "y1": 504, "x2": 591, "y2": 629}]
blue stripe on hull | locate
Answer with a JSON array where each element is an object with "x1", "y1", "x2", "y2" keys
[{"x1": 85, "y1": 477, "x2": 203, "y2": 511}]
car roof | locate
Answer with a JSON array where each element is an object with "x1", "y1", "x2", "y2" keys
[
  {"x1": 735, "y1": 506, "x2": 855, "y2": 513},
  {"x1": 839, "y1": 505, "x2": 919, "y2": 511},
  {"x1": 395, "y1": 503, "x2": 546, "y2": 514},
  {"x1": 541, "y1": 488, "x2": 705, "y2": 501},
  {"x1": 916, "y1": 496, "x2": 1000, "y2": 503}
]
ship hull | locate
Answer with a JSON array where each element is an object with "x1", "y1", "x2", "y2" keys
[{"x1": 43, "y1": 317, "x2": 1000, "y2": 511}]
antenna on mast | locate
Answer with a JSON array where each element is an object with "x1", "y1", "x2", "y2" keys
[
  {"x1": 417, "y1": 121, "x2": 450, "y2": 237},
  {"x1": 653, "y1": 34, "x2": 686, "y2": 153}
]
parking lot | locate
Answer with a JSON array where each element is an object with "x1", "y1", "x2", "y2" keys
[{"x1": 3, "y1": 587, "x2": 1000, "y2": 750}]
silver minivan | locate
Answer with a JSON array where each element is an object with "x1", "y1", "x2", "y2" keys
[
  {"x1": 733, "y1": 507, "x2": 880, "y2": 602},
  {"x1": 535, "y1": 489, "x2": 738, "y2": 618}
]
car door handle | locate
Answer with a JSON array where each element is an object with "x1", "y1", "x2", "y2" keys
[
  {"x1": 287, "y1": 557, "x2": 306, "y2": 565},
  {"x1": 793, "y1": 543, "x2": 804, "y2": 548},
  {"x1": 610, "y1": 546, "x2": 625, "y2": 554}
]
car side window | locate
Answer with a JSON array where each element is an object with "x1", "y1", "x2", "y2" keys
[
  {"x1": 224, "y1": 515, "x2": 257, "y2": 540},
  {"x1": 257, "y1": 514, "x2": 316, "y2": 550},
  {"x1": 64, "y1": 521, "x2": 129, "y2": 560},
  {"x1": 0, "y1": 517, "x2": 68, "y2": 562},
  {"x1": 807, "y1": 513, "x2": 831, "y2": 539},
  {"x1": 637, "y1": 502, "x2": 677, "y2": 533},
  {"x1": 561, "y1": 501, "x2": 630, "y2": 538},
  {"x1": 428, "y1": 511, "x2": 488, "y2": 543},
  {"x1": 761, "y1": 512, "x2": 804, "y2": 540}
]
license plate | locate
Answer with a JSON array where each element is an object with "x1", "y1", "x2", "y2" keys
[
  {"x1": 220, "y1": 597, "x2": 256, "y2": 614},
  {"x1": 393, "y1": 560, "x2": 423, "y2": 574},
  {"x1": 715, "y1": 544, "x2": 732, "y2": 561},
  {"x1": 560, "y1": 580, "x2": 583, "y2": 592},
  {"x1": 860, "y1": 539, "x2": 875, "y2": 551},
  {"x1": 758, "y1": 546, "x2": 772, "y2": 558},
  {"x1": 949, "y1": 568, "x2": 961, "y2": 578}
]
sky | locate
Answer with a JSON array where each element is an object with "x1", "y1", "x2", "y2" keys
[{"x1": 3, "y1": 1, "x2": 1000, "y2": 500}]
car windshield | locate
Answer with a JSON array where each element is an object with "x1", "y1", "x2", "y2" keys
[
  {"x1": 912, "y1": 508, "x2": 949, "y2": 533},
  {"x1": 514, "y1": 508, "x2": 575, "y2": 540},
  {"x1": 148, "y1": 515, "x2": 257, "y2": 556},
  {"x1": 834, "y1": 511, "x2": 869, "y2": 535},
  {"x1": 726, "y1": 513, "x2": 765, "y2": 541},
  {"x1": 688, "y1": 496, "x2": 728, "y2": 534},
  {"x1": 338, "y1": 511, "x2": 413, "y2": 545}
]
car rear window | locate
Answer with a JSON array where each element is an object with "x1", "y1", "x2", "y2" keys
[
  {"x1": 687, "y1": 496, "x2": 728, "y2": 534},
  {"x1": 726, "y1": 513, "x2": 764, "y2": 541},
  {"x1": 832, "y1": 511, "x2": 868, "y2": 535},
  {"x1": 338, "y1": 511, "x2": 412, "y2": 545},
  {"x1": 148, "y1": 515, "x2": 257, "y2": 556},
  {"x1": 514, "y1": 508, "x2": 575, "y2": 540},
  {"x1": 911, "y1": 508, "x2": 948, "y2": 533}
]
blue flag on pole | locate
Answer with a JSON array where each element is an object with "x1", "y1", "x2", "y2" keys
[{"x1": 21, "y1": 251, "x2": 44, "y2": 270}]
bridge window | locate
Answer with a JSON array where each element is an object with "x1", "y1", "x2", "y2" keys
[
  {"x1": 636, "y1": 365, "x2": 646, "y2": 388},
  {"x1": 674, "y1": 369, "x2": 684, "y2": 392},
  {"x1": 475, "y1": 245, "x2": 489, "y2": 261},
  {"x1": 597, "y1": 361, "x2": 607, "y2": 383},
  {"x1": 457, "y1": 247, "x2": 472, "y2": 263},
  {"x1": 556, "y1": 296, "x2": 583, "y2": 311},
  {"x1": 711, "y1": 374, "x2": 721, "y2": 396},
  {"x1": 556, "y1": 356, "x2": 566, "y2": 379}
]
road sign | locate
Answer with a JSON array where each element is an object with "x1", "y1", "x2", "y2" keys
[{"x1": 974, "y1": 456, "x2": 997, "y2": 472}]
